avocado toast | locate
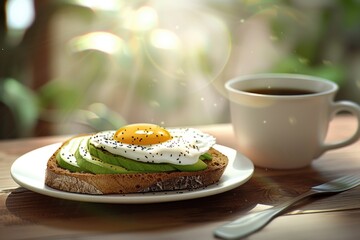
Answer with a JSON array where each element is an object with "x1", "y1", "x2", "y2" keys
[{"x1": 45, "y1": 124, "x2": 228, "y2": 194}]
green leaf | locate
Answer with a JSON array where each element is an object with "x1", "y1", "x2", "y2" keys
[{"x1": 0, "y1": 78, "x2": 39, "y2": 137}]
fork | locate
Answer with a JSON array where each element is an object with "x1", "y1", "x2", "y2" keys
[{"x1": 214, "y1": 175, "x2": 360, "y2": 240}]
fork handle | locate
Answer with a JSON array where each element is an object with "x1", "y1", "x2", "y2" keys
[{"x1": 214, "y1": 190, "x2": 317, "y2": 239}]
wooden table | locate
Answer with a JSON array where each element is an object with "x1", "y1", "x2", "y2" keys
[{"x1": 1, "y1": 115, "x2": 360, "y2": 240}]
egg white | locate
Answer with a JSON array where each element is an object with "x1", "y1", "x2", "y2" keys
[{"x1": 89, "y1": 128, "x2": 216, "y2": 165}]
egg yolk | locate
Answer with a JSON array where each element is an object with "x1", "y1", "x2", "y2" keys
[{"x1": 113, "y1": 123, "x2": 172, "y2": 145}]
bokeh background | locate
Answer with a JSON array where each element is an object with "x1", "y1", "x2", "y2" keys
[{"x1": 1, "y1": 0, "x2": 360, "y2": 139}]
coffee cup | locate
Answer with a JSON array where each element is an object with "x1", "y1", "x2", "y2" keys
[{"x1": 225, "y1": 73, "x2": 360, "y2": 169}]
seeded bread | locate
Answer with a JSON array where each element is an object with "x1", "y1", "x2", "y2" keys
[{"x1": 45, "y1": 137, "x2": 228, "y2": 194}]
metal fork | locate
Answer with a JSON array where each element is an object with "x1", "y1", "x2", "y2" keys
[{"x1": 214, "y1": 175, "x2": 360, "y2": 240}]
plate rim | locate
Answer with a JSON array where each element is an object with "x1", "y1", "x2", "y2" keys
[{"x1": 10, "y1": 143, "x2": 254, "y2": 204}]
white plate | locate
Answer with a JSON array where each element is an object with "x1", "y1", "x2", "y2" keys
[{"x1": 10, "y1": 143, "x2": 254, "y2": 204}]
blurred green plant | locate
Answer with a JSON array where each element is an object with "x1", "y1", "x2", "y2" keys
[
  {"x1": 1, "y1": 0, "x2": 360, "y2": 138},
  {"x1": 0, "y1": 78, "x2": 38, "y2": 137},
  {"x1": 264, "y1": 0, "x2": 359, "y2": 84},
  {"x1": 0, "y1": 0, "x2": 40, "y2": 138},
  {"x1": 205, "y1": 0, "x2": 359, "y2": 86},
  {"x1": 0, "y1": 0, "x2": 126, "y2": 138}
]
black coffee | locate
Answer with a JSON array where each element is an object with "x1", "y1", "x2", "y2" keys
[{"x1": 245, "y1": 88, "x2": 316, "y2": 96}]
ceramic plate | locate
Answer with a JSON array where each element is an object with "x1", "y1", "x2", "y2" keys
[{"x1": 11, "y1": 143, "x2": 254, "y2": 204}]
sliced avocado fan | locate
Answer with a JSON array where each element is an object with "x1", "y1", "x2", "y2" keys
[
  {"x1": 88, "y1": 143, "x2": 208, "y2": 172},
  {"x1": 57, "y1": 136, "x2": 211, "y2": 174},
  {"x1": 56, "y1": 136, "x2": 86, "y2": 172},
  {"x1": 76, "y1": 137, "x2": 130, "y2": 174}
]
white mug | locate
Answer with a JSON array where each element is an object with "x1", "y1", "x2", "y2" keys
[{"x1": 225, "y1": 73, "x2": 360, "y2": 169}]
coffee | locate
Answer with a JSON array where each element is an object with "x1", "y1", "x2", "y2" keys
[
  {"x1": 245, "y1": 88, "x2": 316, "y2": 96},
  {"x1": 226, "y1": 73, "x2": 360, "y2": 169}
]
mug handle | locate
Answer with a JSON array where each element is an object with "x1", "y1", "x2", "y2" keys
[{"x1": 322, "y1": 101, "x2": 360, "y2": 152}]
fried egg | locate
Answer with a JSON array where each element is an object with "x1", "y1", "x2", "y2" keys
[{"x1": 89, "y1": 123, "x2": 216, "y2": 165}]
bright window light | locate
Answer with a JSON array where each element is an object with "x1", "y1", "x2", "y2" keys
[
  {"x1": 6, "y1": 0, "x2": 35, "y2": 30},
  {"x1": 69, "y1": 32, "x2": 124, "y2": 54},
  {"x1": 150, "y1": 29, "x2": 180, "y2": 50}
]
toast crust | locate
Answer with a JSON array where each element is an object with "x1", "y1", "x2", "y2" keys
[{"x1": 45, "y1": 136, "x2": 228, "y2": 194}]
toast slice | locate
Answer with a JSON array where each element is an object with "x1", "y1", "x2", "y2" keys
[{"x1": 45, "y1": 136, "x2": 228, "y2": 194}]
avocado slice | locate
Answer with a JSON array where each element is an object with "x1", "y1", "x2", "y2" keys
[
  {"x1": 88, "y1": 143, "x2": 177, "y2": 172},
  {"x1": 89, "y1": 143, "x2": 208, "y2": 172},
  {"x1": 58, "y1": 136, "x2": 211, "y2": 173},
  {"x1": 76, "y1": 138, "x2": 130, "y2": 174},
  {"x1": 170, "y1": 159, "x2": 207, "y2": 172},
  {"x1": 56, "y1": 136, "x2": 86, "y2": 172}
]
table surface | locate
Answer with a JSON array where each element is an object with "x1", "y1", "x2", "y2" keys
[{"x1": 1, "y1": 115, "x2": 360, "y2": 240}]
